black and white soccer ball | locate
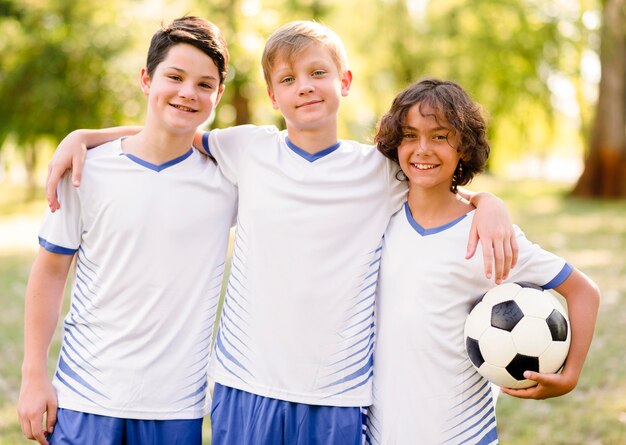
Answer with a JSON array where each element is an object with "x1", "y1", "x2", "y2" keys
[{"x1": 464, "y1": 282, "x2": 571, "y2": 389}]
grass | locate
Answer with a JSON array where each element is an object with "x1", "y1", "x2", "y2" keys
[{"x1": 1, "y1": 177, "x2": 625, "y2": 444}]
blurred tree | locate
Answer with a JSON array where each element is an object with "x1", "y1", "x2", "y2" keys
[
  {"x1": 572, "y1": 0, "x2": 626, "y2": 197},
  {"x1": 0, "y1": 0, "x2": 135, "y2": 188},
  {"x1": 0, "y1": 0, "x2": 612, "y2": 189},
  {"x1": 355, "y1": 0, "x2": 565, "y2": 171}
]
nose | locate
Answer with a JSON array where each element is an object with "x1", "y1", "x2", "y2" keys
[
  {"x1": 178, "y1": 82, "x2": 198, "y2": 100},
  {"x1": 414, "y1": 138, "x2": 429, "y2": 154},
  {"x1": 297, "y1": 80, "x2": 314, "y2": 95}
]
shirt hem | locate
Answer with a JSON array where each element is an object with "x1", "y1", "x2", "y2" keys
[
  {"x1": 213, "y1": 375, "x2": 372, "y2": 407},
  {"x1": 57, "y1": 398, "x2": 209, "y2": 420}
]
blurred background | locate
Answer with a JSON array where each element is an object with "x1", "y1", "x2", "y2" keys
[{"x1": 1, "y1": 0, "x2": 625, "y2": 443}]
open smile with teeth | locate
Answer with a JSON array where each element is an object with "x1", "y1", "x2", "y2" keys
[
  {"x1": 170, "y1": 104, "x2": 197, "y2": 112},
  {"x1": 412, "y1": 162, "x2": 438, "y2": 170}
]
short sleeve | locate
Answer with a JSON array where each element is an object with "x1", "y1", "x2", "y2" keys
[
  {"x1": 38, "y1": 173, "x2": 82, "y2": 254},
  {"x1": 507, "y1": 226, "x2": 572, "y2": 289},
  {"x1": 383, "y1": 155, "x2": 408, "y2": 214},
  {"x1": 202, "y1": 125, "x2": 279, "y2": 185}
]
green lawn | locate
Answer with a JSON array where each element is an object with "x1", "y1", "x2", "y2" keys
[{"x1": 1, "y1": 178, "x2": 625, "y2": 444}]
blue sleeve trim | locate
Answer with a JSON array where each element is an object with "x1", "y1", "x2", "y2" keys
[
  {"x1": 542, "y1": 263, "x2": 573, "y2": 289},
  {"x1": 38, "y1": 237, "x2": 78, "y2": 255},
  {"x1": 201, "y1": 131, "x2": 212, "y2": 156}
]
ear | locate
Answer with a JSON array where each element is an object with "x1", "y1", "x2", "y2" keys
[
  {"x1": 340, "y1": 70, "x2": 353, "y2": 97},
  {"x1": 267, "y1": 86, "x2": 280, "y2": 110},
  {"x1": 215, "y1": 84, "x2": 226, "y2": 107},
  {"x1": 140, "y1": 68, "x2": 151, "y2": 95}
]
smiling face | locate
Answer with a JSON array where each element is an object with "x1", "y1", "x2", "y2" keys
[
  {"x1": 140, "y1": 43, "x2": 224, "y2": 136},
  {"x1": 398, "y1": 102, "x2": 462, "y2": 194},
  {"x1": 266, "y1": 43, "x2": 352, "y2": 135}
]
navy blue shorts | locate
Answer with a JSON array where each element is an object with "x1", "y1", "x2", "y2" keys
[
  {"x1": 48, "y1": 408, "x2": 203, "y2": 445},
  {"x1": 211, "y1": 383, "x2": 364, "y2": 445}
]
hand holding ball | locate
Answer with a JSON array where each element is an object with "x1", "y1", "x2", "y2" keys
[{"x1": 464, "y1": 282, "x2": 571, "y2": 389}]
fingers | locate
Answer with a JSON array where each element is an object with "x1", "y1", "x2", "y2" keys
[
  {"x1": 479, "y1": 237, "x2": 496, "y2": 282},
  {"x1": 500, "y1": 371, "x2": 572, "y2": 400},
  {"x1": 510, "y1": 232, "x2": 519, "y2": 269},
  {"x1": 30, "y1": 417, "x2": 50, "y2": 445},
  {"x1": 45, "y1": 163, "x2": 62, "y2": 213},
  {"x1": 45, "y1": 146, "x2": 85, "y2": 212},
  {"x1": 71, "y1": 149, "x2": 86, "y2": 187},
  {"x1": 490, "y1": 236, "x2": 505, "y2": 284},
  {"x1": 465, "y1": 223, "x2": 479, "y2": 262},
  {"x1": 19, "y1": 416, "x2": 33, "y2": 441},
  {"x1": 500, "y1": 385, "x2": 539, "y2": 399},
  {"x1": 46, "y1": 400, "x2": 57, "y2": 437},
  {"x1": 481, "y1": 228, "x2": 517, "y2": 284},
  {"x1": 19, "y1": 411, "x2": 49, "y2": 445},
  {"x1": 502, "y1": 235, "x2": 513, "y2": 278}
]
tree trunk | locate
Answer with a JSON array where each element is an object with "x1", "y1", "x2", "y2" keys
[{"x1": 572, "y1": 0, "x2": 626, "y2": 198}]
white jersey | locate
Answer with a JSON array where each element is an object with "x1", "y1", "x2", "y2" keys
[
  {"x1": 38, "y1": 139, "x2": 237, "y2": 420},
  {"x1": 367, "y1": 203, "x2": 572, "y2": 445},
  {"x1": 202, "y1": 125, "x2": 406, "y2": 406}
]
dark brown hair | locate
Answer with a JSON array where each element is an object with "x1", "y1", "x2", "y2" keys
[
  {"x1": 376, "y1": 78, "x2": 490, "y2": 192},
  {"x1": 146, "y1": 16, "x2": 229, "y2": 85}
]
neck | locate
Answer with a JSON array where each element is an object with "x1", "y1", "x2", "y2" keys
[
  {"x1": 285, "y1": 121, "x2": 339, "y2": 154},
  {"x1": 407, "y1": 185, "x2": 473, "y2": 229},
  {"x1": 122, "y1": 123, "x2": 195, "y2": 164}
]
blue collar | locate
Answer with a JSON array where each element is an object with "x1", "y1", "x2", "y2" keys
[
  {"x1": 404, "y1": 202, "x2": 470, "y2": 236},
  {"x1": 285, "y1": 137, "x2": 341, "y2": 162}
]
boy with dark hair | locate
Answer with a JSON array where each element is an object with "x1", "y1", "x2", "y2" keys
[{"x1": 18, "y1": 16, "x2": 236, "y2": 445}]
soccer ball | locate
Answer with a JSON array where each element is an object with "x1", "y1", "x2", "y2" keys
[{"x1": 464, "y1": 282, "x2": 571, "y2": 389}]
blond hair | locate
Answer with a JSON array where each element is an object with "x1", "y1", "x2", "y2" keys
[{"x1": 261, "y1": 21, "x2": 349, "y2": 87}]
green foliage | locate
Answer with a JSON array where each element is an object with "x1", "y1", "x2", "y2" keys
[
  {"x1": 0, "y1": 0, "x2": 605, "y2": 182},
  {"x1": 0, "y1": 0, "x2": 139, "y2": 148}
]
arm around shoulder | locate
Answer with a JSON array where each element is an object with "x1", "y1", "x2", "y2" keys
[
  {"x1": 461, "y1": 189, "x2": 519, "y2": 283},
  {"x1": 47, "y1": 126, "x2": 142, "y2": 211}
]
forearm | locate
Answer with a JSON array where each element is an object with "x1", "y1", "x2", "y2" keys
[
  {"x1": 458, "y1": 188, "x2": 501, "y2": 208},
  {"x1": 22, "y1": 249, "x2": 73, "y2": 378},
  {"x1": 63, "y1": 126, "x2": 142, "y2": 149},
  {"x1": 556, "y1": 270, "x2": 600, "y2": 384},
  {"x1": 193, "y1": 129, "x2": 207, "y2": 153},
  {"x1": 463, "y1": 187, "x2": 517, "y2": 282}
]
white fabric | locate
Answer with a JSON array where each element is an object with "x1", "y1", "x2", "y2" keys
[
  {"x1": 367, "y1": 203, "x2": 571, "y2": 444},
  {"x1": 39, "y1": 139, "x2": 237, "y2": 419},
  {"x1": 204, "y1": 125, "x2": 406, "y2": 406}
]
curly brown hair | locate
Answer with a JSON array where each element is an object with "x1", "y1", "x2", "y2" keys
[{"x1": 375, "y1": 78, "x2": 490, "y2": 192}]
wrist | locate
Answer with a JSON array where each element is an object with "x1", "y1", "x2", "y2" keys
[
  {"x1": 21, "y1": 360, "x2": 49, "y2": 379},
  {"x1": 470, "y1": 191, "x2": 502, "y2": 208}
]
